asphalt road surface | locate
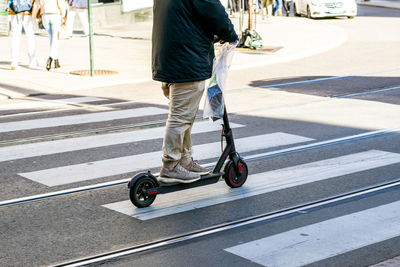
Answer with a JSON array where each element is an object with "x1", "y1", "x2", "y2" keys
[{"x1": 1, "y1": 5, "x2": 400, "y2": 267}]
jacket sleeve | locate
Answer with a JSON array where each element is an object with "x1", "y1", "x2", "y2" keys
[{"x1": 192, "y1": 0, "x2": 238, "y2": 42}]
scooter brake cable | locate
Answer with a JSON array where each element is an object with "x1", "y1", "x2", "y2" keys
[{"x1": 220, "y1": 128, "x2": 224, "y2": 152}]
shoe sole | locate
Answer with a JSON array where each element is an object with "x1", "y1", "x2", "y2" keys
[
  {"x1": 158, "y1": 176, "x2": 200, "y2": 184},
  {"x1": 198, "y1": 170, "x2": 211, "y2": 176},
  {"x1": 182, "y1": 168, "x2": 210, "y2": 176}
]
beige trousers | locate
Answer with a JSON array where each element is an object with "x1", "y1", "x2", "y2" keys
[{"x1": 162, "y1": 80, "x2": 206, "y2": 168}]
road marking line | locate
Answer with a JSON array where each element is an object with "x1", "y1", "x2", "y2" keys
[
  {"x1": 19, "y1": 133, "x2": 313, "y2": 186},
  {"x1": 0, "y1": 107, "x2": 168, "y2": 133},
  {"x1": 3, "y1": 127, "x2": 399, "y2": 208},
  {"x1": 102, "y1": 150, "x2": 400, "y2": 220},
  {"x1": 0, "y1": 121, "x2": 243, "y2": 162},
  {"x1": 257, "y1": 67, "x2": 400, "y2": 89},
  {"x1": 225, "y1": 199, "x2": 400, "y2": 267},
  {"x1": 0, "y1": 97, "x2": 107, "y2": 110},
  {"x1": 334, "y1": 85, "x2": 400, "y2": 98}
]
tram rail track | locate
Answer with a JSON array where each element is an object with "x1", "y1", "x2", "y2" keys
[
  {"x1": 53, "y1": 177, "x2": 400, "y2": 267},
  {"x1": 0, "y1": 98, "x2": 161, "y2": 119},
  {"x1": 0, "y1": 119, "x2": 168, "y2": 146},
  {"x1": 1, "y1": 81, "x2": 400, "y2": 147},
  {"x1": 1, "y1": 67, "x2": 399, "y2": 119},
  {"x1": 1, "y1": 67, "x2": 400, "y2": 265},
  {"x1": 1, "y1": 67, "x2": 399, "y2": 208},
  {"x1": 1, "y1": 125, "x2": 399, "y2": 208}
]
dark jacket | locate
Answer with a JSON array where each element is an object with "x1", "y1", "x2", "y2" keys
[{"x1": 152, "y1": 0, "x2": 238, "y2": 83}]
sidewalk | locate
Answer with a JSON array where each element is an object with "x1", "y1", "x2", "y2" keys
[
  {"x1": 0, "y1": 15, "x2": 349, "y2": 100},
  {"x1": 1, "y1": 0, "x2": 399, "y2": 100}
]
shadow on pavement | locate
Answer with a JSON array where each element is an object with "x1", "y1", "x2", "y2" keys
[{"x1": 249, "y1": 75, "x2": 400, "y2": 104}]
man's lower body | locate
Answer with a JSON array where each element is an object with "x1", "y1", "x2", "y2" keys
[{"x1": 159, "y1": 80, "x2": 210, "y2": 184}]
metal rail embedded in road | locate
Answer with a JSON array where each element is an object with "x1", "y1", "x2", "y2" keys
[
  {"x1": 0, "y1": 119, "x2": 167, "y2": 146},
  {"x1": 3, "y1": 81, "x2": 399, "y2": 146},
  {"x1": 53, "y1": 177, "x2": 400, "y2": 267},
  {"x1": 2, "y1": 67, "x2": 399, "y2": 118},
  {"x1": 1, "y1": 126, "x2": 399, "y2": 208},
  {"x1": 0, "y1": 98, "x2": 161, "y2": 119}
]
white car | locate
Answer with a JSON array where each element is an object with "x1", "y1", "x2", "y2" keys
[{"x1": 293, "y1": 0, "x2": 357, "y2": 18}]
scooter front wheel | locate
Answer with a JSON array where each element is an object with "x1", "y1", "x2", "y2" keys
[
  {"x1": 224, "y1": 159, "x2": 248, "y2": 188},
  {"x1": 129, "y1": 176, "x2": 157, "y2": 208}
]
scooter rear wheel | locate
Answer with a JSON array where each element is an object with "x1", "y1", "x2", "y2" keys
[
  {"x1": 130, "y1": 176, "x2": 157, "y2": 208},
  {"x1": 224, "y1": 159, "x2": 248, "y2": 188}
]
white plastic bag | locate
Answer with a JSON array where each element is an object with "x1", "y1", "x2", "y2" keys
[{"x1": 203, "y1": 42, "x2": 236, "y2": 121}]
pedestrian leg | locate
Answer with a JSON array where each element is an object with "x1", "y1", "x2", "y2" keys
[
  {"x1": 50, "y1": 15, "x2": 61, "y2": 60},
  {"x1": 162, "y1": 81, "x2": 205, "y2": 168},
  {"x1": 66, "y1": 7, "x2": 76, "y2": 37},
  {"x1": 267, "y1": 0, "x2": 273, "y2": 17},
  {"x1": 77, "y1": 8, "x2": 89, "y2": 35},
  {"x1": 22, "y1": 15, "x2": 38, "y2": 67},
  {"x1": 180, "y1": 81, "x2": 206, "y2": 164},
  {"x1": 284, "y1": 1, "x2": 291, "y2": 16},
  {"x1": 10, "y1": 14, "x2": 22, "y2": 69}
]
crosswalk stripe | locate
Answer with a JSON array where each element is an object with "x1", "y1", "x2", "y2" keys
[
  {"x1": 0, "y1": 121, "x2": 244, "y2": 162},
  {"x1": 102, "y1": 150, "x2": 400, "y2": 220},
  {"x1": 224, "y1": 200, "x2": 400, "y2": 267},
  {"x1": 0, "y1": 107, "x2": 168, "y2": 133},
  {"x1": 0, "y1": 97, "x2": 107, "y2": 110},
  {"x1": 19, "y1": 133, "x2": 313, "y2": 186}
]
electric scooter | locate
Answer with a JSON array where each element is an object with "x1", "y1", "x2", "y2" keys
[{"x1": 127, "y1": 105, "x2": 248, "y2": 208}]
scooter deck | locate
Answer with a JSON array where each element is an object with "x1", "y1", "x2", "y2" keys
[{"x1": 156, "y1": 172, "x2": 224, "y2": 194}]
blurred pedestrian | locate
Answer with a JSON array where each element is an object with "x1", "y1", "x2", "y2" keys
[
  {"x1": 152, "y1": 0, "x2": 238, "y2": 184},
  {"x1": 273, "y1": 0, "x2": 283, "y2": 16},
  {"x1": 261, "y1": 0, "x2": 273, "y2": 18},
  {"x1": 32, "y1": 0, "x2": 66, "y2": 71},
  {"x1": 8, "y1": 0, "x2": 39, "y2": 70},
  {"x1": 283, "y1": 0, "x2": 291, "y2": 16},
  {"x1": 230, "y1": 0, "x2": 239, "y2": 13},
  {"x1": 65, "y1": 0, "x2": 88, "y2": 38}
]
